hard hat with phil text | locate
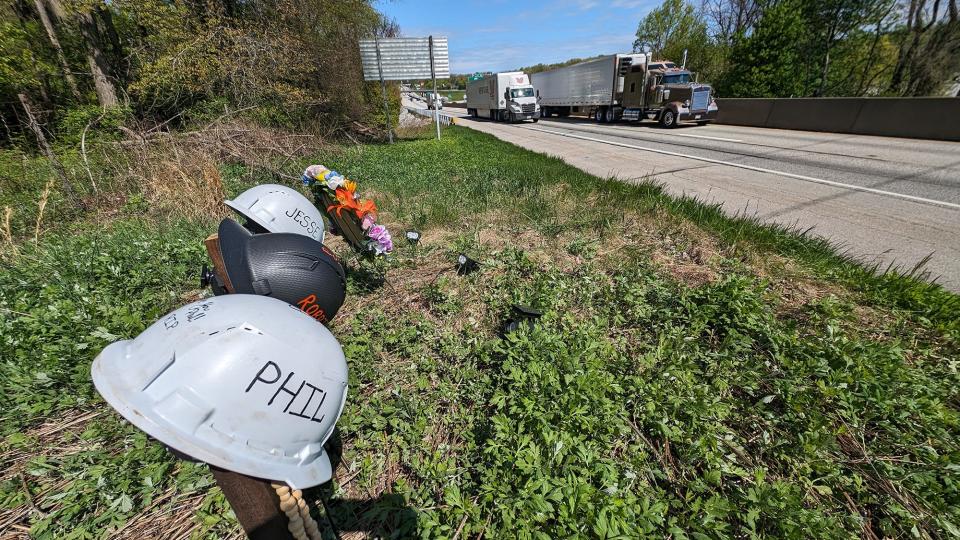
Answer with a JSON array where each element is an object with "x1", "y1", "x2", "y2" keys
[{"x1": 91, "y1": 295, "x2": 349, "y2": 489}]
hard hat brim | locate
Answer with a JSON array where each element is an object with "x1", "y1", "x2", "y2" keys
[
  {"x1": 91, "y1": 340, "x2": 334, "y2": 489},
  {"x1": 223, "y1": 198, "x2": 275, "y2": 236}
]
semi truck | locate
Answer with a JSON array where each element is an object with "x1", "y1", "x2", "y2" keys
[
  {"x1": 466, "y1": 72, "x2": 539, "y2": 122},
  {"x1": 531, "y1": 53, "x2": 718, "y2": 127}
]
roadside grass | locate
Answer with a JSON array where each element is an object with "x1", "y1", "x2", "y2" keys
[
  {"x1": 0, "y1": 125, "x2": 957, "y2": 538},
  {"x1": 439, "y1": 90, "x2": 465, "y2": 101}
]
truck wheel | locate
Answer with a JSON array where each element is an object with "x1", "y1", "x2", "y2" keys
[
  {"x1": 659, "y1": 109, "x2": 678, "y2": 128},
  {"x1": 500, "y1": 110, "x2": 510, "y2": 122},
  {"x1": 595, "y1": 108, "x2": 604, "y2": 123},
  {"x1": 604, "y1": 108, "x2": 616, "y2": 123},
  {"x1": 541, "y1": 107, "x2": 550, "y2": 118}
]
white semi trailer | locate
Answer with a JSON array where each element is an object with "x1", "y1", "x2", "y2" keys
[
  {"x1": 532, "y1": 53, "x2": 718, "y2": 127},
  {"x1": 466, "y1": 72, "x2": 539, "y2": 122}
]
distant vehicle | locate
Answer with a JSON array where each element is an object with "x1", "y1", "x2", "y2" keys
[
  {"x1": 427, "y1": 92, "x2": 443, "y2": 110},
  {"x1": 466, "y1": 72, "x2": 539, "y2": 122},
  {"x1": 532, "y1": 53, "x2": 718, "y2": 127}
]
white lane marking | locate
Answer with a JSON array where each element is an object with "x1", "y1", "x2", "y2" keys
[
  {"x1": 569, "y1": 123, "x2": 742, "y2": 142},
  {"x1": 657, "y1": 131, "x2": 742, "y2": 142},
  {"x1": 523, "y1": 126, "x2": 960, "y2": 211}
]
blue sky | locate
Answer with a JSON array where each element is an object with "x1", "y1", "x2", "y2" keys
[{"x1": 374, "y1": 0, "x2": 658, "y2": 74}]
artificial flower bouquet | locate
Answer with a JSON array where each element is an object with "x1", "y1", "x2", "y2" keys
[{"x1": 302, "y1": 164, "x2": 393, "y2": 255}]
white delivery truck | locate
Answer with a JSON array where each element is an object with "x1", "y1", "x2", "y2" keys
[
  {"x1": 466, "y1": 72, "x2": 539, "y2": 122},
  {"x1": 532, "y1": 54, "x2": 718, "y2": 127}
]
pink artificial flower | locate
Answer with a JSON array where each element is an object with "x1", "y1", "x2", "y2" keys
[
  {"x1": 367, "y1": 224, "x2": 393, "y2": 254},
  {"x1": 361, "y1": 213, "x2": 377, "y2": 230}
]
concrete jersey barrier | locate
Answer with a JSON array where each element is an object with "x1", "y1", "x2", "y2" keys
[{"x1": 715, "y1": 97, "x2": 960, "y2": 141}]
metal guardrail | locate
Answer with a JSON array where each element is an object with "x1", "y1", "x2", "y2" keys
[{"x1": 406, "y1": 107, "x2": 456, "y2": 126}]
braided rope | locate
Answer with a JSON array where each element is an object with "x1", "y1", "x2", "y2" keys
[{"x1": 273, "y1": 483, "x2": 323, "y2": 540}]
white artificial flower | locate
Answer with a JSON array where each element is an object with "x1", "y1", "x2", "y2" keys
[{"x1": 326, "y1": 174, "x2": 345, "y2": 191}]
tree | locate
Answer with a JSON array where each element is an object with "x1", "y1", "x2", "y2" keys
[
  {"x1": 74, "y1": 2, "x2": 119, "y2": 107},
  {"x1": 703, "y1": 0, "x2": 761, "y2": 46},
  {"x1": 718, "y1": 0, "x2": 810, "y2": 97},
  {"x1": 888, "y1": 0, "x2": 960, "y2": 95},
  {"x1": 632, "y1": 0, "x2": 716, "y2": 77},
  {"x1": 30, "y1": 0, "x2": 80, "y2": 100},
  {"x1": 800, "y1": 0, "x2": 898, "y2": 96}
]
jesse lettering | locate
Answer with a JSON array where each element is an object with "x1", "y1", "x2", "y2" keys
[{"x1": 285, "y1": 208, "x2": 321, "y2": 236}]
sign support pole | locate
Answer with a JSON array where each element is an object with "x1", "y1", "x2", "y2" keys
[
  {"x1": 374, "y1": 38, "x2": 394, "y2": 144},
  {"x1": 429, "y1": 36, "x2": 441, "y2": 140}
]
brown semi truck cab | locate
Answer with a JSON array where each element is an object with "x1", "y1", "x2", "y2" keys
[{"x1": 620, "y1": 60, "x2": 718, "y2": 127}]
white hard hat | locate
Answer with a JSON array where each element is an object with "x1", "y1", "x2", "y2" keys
[
  {"x1": 91, "y1": 295, "x2": 348, "y2": 489},
  {"x1": 224, "y1": 184, "x2": 325, "y2": 243}
]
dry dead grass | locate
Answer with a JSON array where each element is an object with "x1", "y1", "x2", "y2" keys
[
  {"x1": 0, "y1": 407, "x2": 237, "y2": 540},
  {"x1": 0, "y1": 409, "x2": 101, "y2": 536},
  {"x1": 85, "y1": 120, "x2": 332, "y2": 224},
  {"x1": 110, "y1": 491, "x2": 242, "y2": 540}
]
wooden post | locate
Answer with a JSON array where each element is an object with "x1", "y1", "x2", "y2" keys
[
  {"x1": 316, "y1": 190, "x2": 367, "y2": 251},
  {"x1": 210, "y1": 467, "x2": 295, "y2": 540},
  {"x1": 203, "y1": 234, "x2": 235, "y2": 292}
]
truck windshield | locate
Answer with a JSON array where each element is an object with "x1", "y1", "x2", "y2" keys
[
  {"x1": 662, "y1": 73, "x2": 692, "y2": 84},
  {"x1": 511, "y1": 88, "x2": 535, "y2": 98}
]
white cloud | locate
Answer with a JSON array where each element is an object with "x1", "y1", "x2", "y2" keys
[{"x1": 450, "y1": 32, "x2": 635, "y2": 72}]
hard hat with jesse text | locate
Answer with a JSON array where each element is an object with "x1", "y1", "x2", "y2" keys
[{"x1": 224, "y1": 184, "x2": 325, "y2": 243}]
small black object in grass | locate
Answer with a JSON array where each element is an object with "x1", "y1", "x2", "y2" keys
[
  {"x1": 199, "y1": 264, "x2": 214, "y2": 288},
  {"x1": 406, "y1": 230, "x2": 421, "y2": 245},
  {"x1": 456, "y1": 253, "x2": 480, "y2": 275},
  {"x1": 199, "y1": 265, "x2": 228, "y2": 296},
  {"x1": 501, "y1": 304, "x2": 544, "y2": 335}
]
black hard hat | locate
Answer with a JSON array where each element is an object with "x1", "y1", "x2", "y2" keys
[{"x1": 215, "y1": 218, "x2": 346, "y2": 324}]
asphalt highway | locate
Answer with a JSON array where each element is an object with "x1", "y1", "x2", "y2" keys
[{"x1": 444, "y1": 106, "x2": 960, "y2": 290}]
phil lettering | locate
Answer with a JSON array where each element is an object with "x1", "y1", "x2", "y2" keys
[{"x1": 245, "y1": 361, "x2": 328, "y2": 424}]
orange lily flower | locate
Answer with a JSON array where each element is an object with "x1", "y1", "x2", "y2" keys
[
  {"x1": 354, "y1": 199, "x2": 377, "y2": 219},
  {"x1": 328, "y1": 187, "x2": 360, "y2": 217}
]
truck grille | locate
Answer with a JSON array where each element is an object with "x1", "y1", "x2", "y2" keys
[
  {"x1": 521, "y1": 103, "x2": 536, "y2": 114},
  {"x1": 692, "y1": 88, "x2": 710, "y2": 111}
]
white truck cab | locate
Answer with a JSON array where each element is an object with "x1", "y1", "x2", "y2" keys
[{"x1": 466, "y1": 72, "x2": 539, "y2": 122}]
